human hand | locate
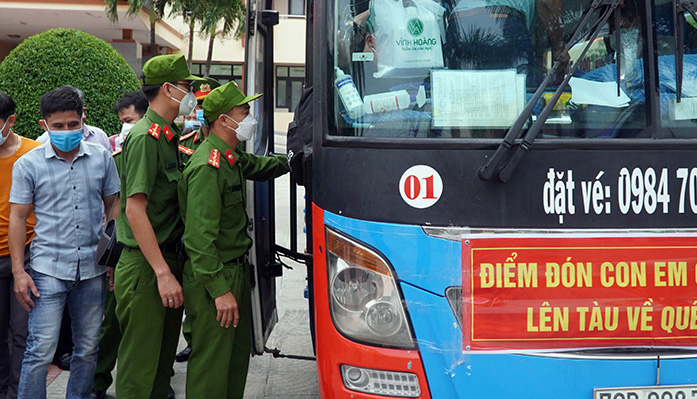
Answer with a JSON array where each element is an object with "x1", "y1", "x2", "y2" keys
[
  {"x1": 13, "y1": 270, "x2": 39, "y2": 311},
  {"x1": 214, "y1": 291, "x2": 239, "y2": 328},
  {"x1": 156, "y1": 271, "x2": 184, "y2": 308}
]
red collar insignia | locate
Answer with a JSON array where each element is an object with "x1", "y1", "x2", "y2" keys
[
  {"x1": 162, "y1": 125, "x2": 174, "y2": 142},
  {"x1": 208, "y1": 148, "x2": 220, "y2": 168},
  {"x1": 224, "y1": 149, "x2": 236, "y2": 166},
  {"x1": 147, "y1": 123, "x2": 160, "y2": 139}
]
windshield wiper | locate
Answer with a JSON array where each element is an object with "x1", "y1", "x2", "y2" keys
[
  {"x1": 673, "y1": 0, "x2": 697, "y2": 102},
  {"x1": 478, "y1": 0, "x2": 624, "y2": 182}
]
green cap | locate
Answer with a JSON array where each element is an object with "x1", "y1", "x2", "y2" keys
[
  {"x1": 202, "y1": 82, "x2": 262, "y2": 123},
  {"x1": 142, "y1": 54, "x2": 204, "y2": 85}
]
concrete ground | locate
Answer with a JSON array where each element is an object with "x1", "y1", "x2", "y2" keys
[{"x1": 45, "y1": 131, "x2": 320, "y2": 398}]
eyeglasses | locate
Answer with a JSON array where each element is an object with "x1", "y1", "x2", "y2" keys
[{"x1": 170, "y1": 81, "x2": 194, "y2": 92}]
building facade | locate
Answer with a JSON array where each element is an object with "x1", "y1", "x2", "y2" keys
[{"x1": 0, "y1": 0, "x2": 305, "y2": 130}]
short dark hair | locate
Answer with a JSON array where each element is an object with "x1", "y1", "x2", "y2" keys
[
  {"x1": 39, "y1": 85, "x2": 84, "y2": 120},
  {"x1": 140, "y1": 72, "x2": 162, "y2": 102},
  {"x1": 0, "y1": 91, "x2": 16, "y2": 121},
  {"x1": 115, "y1": 91, "x2": 148, "y2": 116}
]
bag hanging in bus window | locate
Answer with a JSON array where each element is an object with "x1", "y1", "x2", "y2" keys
[{"x1": 368, "y1": 0, "x2": 445, "y2": 79}]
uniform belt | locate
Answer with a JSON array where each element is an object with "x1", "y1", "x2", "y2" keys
[
  {"x1": 225, "y1": 254, "x2": 249, "y2": 265},
  {"x1": 450, "y1": 6, "x2": 524, "y2": 21}
]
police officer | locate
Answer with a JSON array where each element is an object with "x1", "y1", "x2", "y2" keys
[
  {"x1": 114, "y1": 54, "x2": 203, "y2": 399},
  {"x1": 175, "y1": 77, "x2": 221, "y2": 363},
  {"x1": 91, "y1": 91, "x2": 155, "y2": 399},
  {"x1": 178, "y1": 82, "x2": 289, "y2": 398},
  {"x1": 177, "y1": 78, "x2": 220, "y2": 167}
]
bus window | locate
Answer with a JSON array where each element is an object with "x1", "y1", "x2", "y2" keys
[
  {"x1": 655, "y1": 0, "x2": 697, "y2": 136},
  {"x1": 330, "y1": 0, "x2": 648, "y2": 138}
]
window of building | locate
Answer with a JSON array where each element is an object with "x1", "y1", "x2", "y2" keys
[
  {"x1": 276, "y1": 66, "x2": 305, "y2": 111},
  {"x1": 191, "y1": 63, "x2": 244, "y2": 89},
  {"x1": 289, "y1": 0, "x2": 305, "y2": 15}
]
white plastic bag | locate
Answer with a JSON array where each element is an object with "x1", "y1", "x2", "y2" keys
[{"x1": 369, "y1": 0, "x2": 445, "y2": 78}]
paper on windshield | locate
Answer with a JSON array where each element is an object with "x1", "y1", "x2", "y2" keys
[
  {"x1": 569, "y1": 77, "x2": 630, "y2": 108},
  {"x1": 432, "y1": 69, "x2": 525, "y2": 128}
]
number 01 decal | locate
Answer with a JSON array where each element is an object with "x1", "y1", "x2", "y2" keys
[{"x1": 399, "y1": 165, "x2": 443, "y2": 209}]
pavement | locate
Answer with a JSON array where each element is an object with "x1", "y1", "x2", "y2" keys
[{"x1": 45, "y1": 131, "x2": 321, "y2": 398}]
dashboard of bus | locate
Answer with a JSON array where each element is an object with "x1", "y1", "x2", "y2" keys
[{"x1": 326, "y1": 0, "x2": 697, "y2": 140}]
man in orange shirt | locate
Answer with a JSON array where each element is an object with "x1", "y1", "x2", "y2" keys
[{"x1": 0, "y1": 91, "x2": 40, "y2": 399}]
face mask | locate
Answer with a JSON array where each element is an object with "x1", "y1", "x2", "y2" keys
[
  {"x1": 185, "y1": 120, "x2": 201, "y2": 130},
  {"x1": 196, "y1": 109, "x2": 207, "y2": 127},
  {"x1": 169, "y1": 84, "x2": 197, "y2": 116},
  {"x1": 121, "y1": 122, "x2": 135, "y2": 138},
  {"x1": 224, "y1": 114, "x2": 258, "y2": 141},
  {"x1": 0, "y1": 119, "x2": 9, "y2": 146},
  {"x1": 48, "y1": 126, "x2": 83, "y2": 152}
]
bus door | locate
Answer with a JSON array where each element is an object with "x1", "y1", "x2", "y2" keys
[
  {"x1": 244, "y1": 0, "x2": 313, "y2": 356},
  {"x1": 245, "y1": 0, "x2": 282, "y2": 355}
]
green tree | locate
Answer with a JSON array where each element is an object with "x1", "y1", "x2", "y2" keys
[
  {"x1": 0, "y1": 28, "x2": 141, "y2": 139},
  {"x1": 168, "y1": 0, "x2": 207, "y2": 68},
  {"x1": 200, "y1": 0, "x2": 246, "y2": 76},
  {"x1": 104, "y1": 0, "x2": 170, "y2": 59}
]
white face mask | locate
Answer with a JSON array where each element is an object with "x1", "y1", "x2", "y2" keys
[
  {"x1": 0, "y1": 119, "x2": 8, "y2": 146},
  {"x1": 115, "y1": 122, "x2": 135, "y2": 151},
  {"x1": 224, "y1": 114, "x2": 258, "y2": 141},
  {"x1": 120, "y1": 122, "x2": 135, "y2": 138},
  {"x1": 169, "y1": 84, "x2": 197, "y2": 116}
]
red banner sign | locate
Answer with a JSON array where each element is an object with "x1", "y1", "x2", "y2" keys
[{"x1": 462, "y1": 235, "x2": 697, "y2": 351}]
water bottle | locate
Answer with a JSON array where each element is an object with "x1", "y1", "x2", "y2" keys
[
  {"x1": 363, "y1": 90, "x2": 411, "y2": 114},
  {"x1": 334, "y1": 67, "x2": 365, "y2": 119}
]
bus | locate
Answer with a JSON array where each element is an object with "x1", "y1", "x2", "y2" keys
[{"x1": 244, "y1": 0, "x2": 697, "y2": 398}]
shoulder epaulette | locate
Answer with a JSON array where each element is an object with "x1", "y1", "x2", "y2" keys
[
  {"x1": 180, "y1": 130, "x2": 197, "y2": 141},
  {"x1": 147, "y1": 123, "x2": 161, "y2": 139},
  {"x1": 111, "y1": 149, "x2": 122, "y2": 157},
  {"x1": 224, "y1": 149, "x2": 236, "y2": 166},
  {"x1": 208, "y1": 148, "x2": 221, "y2": 168},
  {"x1": 178, "y1": 145, "x2": 194, "y2": 156},
  {"x1": 162, "y1": 125, "x2": 174, "y2": 141}
]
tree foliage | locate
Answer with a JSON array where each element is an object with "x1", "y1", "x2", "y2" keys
[
  {"x1": 0, "y1": 28, "x2": 141, "y2": 139},
  {"x1": 168, "y1": 0, "x2": 208, "y2": 67},
  {"x1": 199, "y1": 0, "x2": 246, "y2": 41},
  {"x1": 199, "y1": 0, "x2": 246, "y2": 76}
]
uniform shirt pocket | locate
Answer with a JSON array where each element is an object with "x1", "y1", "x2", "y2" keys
[
  {"x1": 164, "y1": 167, "x2": 182, "y2": 183},
  {"x1": 222, "y1": 189, "x2": 243, "y2": 207}
]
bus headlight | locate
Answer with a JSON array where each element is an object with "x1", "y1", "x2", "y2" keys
[
  {"x1": 331, "y1": 267, "x2": 383, "y2": 312},
  {"x1": 365, "y1": 298, "x2": 403, "y2": 337},
  {"x1": 326, "y1": 228, "x2": 415, "y2": 349}
]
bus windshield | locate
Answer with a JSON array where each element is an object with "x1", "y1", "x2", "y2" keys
[{"x1": 329, "y1": 0, "x2": 697, "y2": 139}]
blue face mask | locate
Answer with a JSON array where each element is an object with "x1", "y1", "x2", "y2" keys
[
  {"x1": 49, "y1": 127, "x2": 83, "y2": 152},
  {"x1": 185, "y1": 120, "x2": 201, "y2": 130},
  {"x1": 196, "y1": 109, "x2": 207, "y2": 127}
]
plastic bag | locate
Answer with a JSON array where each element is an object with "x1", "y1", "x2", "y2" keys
[{"x1": 369, "y1": 0, "x2": 445, "y2": 78}]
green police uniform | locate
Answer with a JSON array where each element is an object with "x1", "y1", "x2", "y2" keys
[
  {"x1": 178, "y1": 129, "x2": 201, "y2": 166},
  {"x1": 177, "y1": 129, "x2": 200, "y2": 347},
  {"x1": 178, "y1": 77, "x2": 219, "y2": 348},
  {"x1": 93, "y1": 150, "x2": 123, "y2": 394},
  {"x1": 114, "y1": 54, "x2": 203, "y2": 399},
  {"x1": 178, "y1": 82, "x2": 289, "y2": 398}
]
